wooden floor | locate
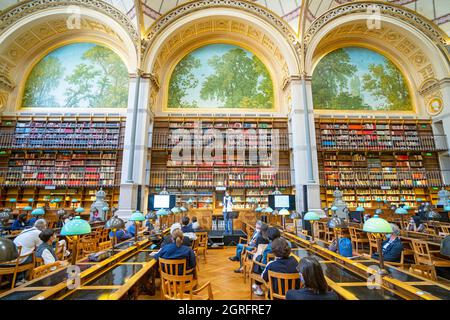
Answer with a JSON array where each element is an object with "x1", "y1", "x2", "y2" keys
[{"x1": 138, "y1": 247, "x2": 264, "y2": 300}]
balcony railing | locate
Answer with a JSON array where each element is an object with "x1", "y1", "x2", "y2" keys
[
  {"x1": 148, "y1": 169, "x2": 292, "y2": 188},
  {"x1": 317, "y1": 135, "x2": 448, "y2": 151},
  {"x1": 0, "y1": 169, "x2": 121, "y2": 187},
  {"x1": 0, "y1": 133, "x2": 124, "y2": 150},
  {"x1": 150, "y1": 131, "x2": 291, "y2": 150},
  {"x1": 319, "y1": 170, "x2": 450, "y2": 188}
]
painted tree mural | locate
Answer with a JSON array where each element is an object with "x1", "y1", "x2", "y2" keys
[
  {"x1": 312, "y1": 47, "x2": 412, "y2": 111},
  {"x1": 22, "y1": 43, "x2": 129, "y2": 108},
  {"x1": 168, "y1": 44, "x2": 274, "y2": 109}
]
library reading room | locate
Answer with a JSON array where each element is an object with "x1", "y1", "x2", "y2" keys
[{"x1": 0, "y1": 0, "x2": 450, "y2": 305}]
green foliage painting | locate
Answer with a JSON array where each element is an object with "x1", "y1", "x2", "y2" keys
[
  {"x1": 22, "y1": 43, "x2": 129, "y2": 108},
  {"x1": 312, "y1": 47, "x2": 412, "y2": 111},
  {"x1": 168, "y1": 44, "x2": 274, "y2": 109}
]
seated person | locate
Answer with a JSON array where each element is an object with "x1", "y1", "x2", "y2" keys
[
  {"x1": 181, "y1": 216, "x2": 194, "y2": 233},
  {"x1": 371, "y1": 223, "x2": 404, "y2": 262},
  {"x1": 191, "y1": 216, "x2": 200, "y2": 231},
  {"x1": 407, "y1": 216, "x2": 425, "y2": 232},
  {"x1": 286, "y1": 256, "x2": 338, "y2": 300},
  {"x1": 27, "y1": 215, "x2": 38, "y2": 228},
  {"x1": 14, "y1": 219, "x2": 47, "y2": 262},
  {"x1": 127, "y1": 221, "x2": 143, "y2": 237},
  {"x1": 109, "y1": 227, "x2": 132, "y2": 242},
  {"x1": 145, "y1": 219, "x2": 155, "y2": 232},
  {"x1": 161, "y1": 223, "x2": 191, "y2": 248},
  {"x1": 229, "y1": 220, "x2": 262, "y2": 262},
  {"x1": 151, "y1": 229, "x2": 196, "y2": 274},
  {"x1": 35, "y1": 229, "x2": 68, "y2": 267},
  {"x1": 64, "y1": 213, "x2": 74, "y2": 225},
  {"x1": 252, "y1": 227, "x2": 286, "y2": 296},
  {"x1": 262, "y1": 237, "x2": 300, "y2": 297},
  {"x1": 11, "y1": 213, "x2": 27, "y2": 231}
]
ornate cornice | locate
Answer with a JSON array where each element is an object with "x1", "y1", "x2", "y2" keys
[
  {"x1": 0, "y1": 74, "x2": 14, "y2": 92},
  {"x1": 0, "y1": 0, "x2": 139, "y2": 47},
  {"x1": 143, "y1": 0, "x2": 301, "y2": 60},
  {"x1": 304, "y1": 2, "x2": 448, "y2": 50}
]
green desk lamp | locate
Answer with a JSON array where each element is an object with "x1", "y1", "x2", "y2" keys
[
  {"x1": 60, "y1": 216, "x2": 91, "y2": 265},
  {"x1": 304, "y1": 211, "x2": 320, "y2": 241},
  {"x1": 130, "y1": 211, "x2": 145, "y2": 243},
  {"x1": 394, "y1": 207, "x2": 408, "y2": 229},
  {"x1": 278, "y1": 208, "x2": 290, "y2": 230},
  {"x1": 363, "y1": 215, "x2": 392, "y2": 274}
]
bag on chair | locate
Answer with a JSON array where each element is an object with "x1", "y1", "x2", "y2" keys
[{"x1": 338, "y1": 238, "x2": 353, "y2": 257}]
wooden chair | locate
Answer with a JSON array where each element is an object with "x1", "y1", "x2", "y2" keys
[
  {"x1": 30, "y1": 261, "x2": 62, "y2": 280},
  {"x1": 316, "y1": 222, "x2": 326, "y2": 240},
  {"x1": 348, "y1": 227, "x2": 369, "y2": 254},
  {"x1": 241, "y1": 244, "x2": 255, "y2": 283},
  {"x1": 439, "y1": 224, "x2": 450, "y2": 236},
  {"x1": 35, "y1": 257, "x2": 44, "y2": 267},
  {"x1": 366, "y1": 232, "x2": 379, "y2": 256},
  {"x1": 410, "y1": 239, "x2": 450, "y2": 280},
  {"x1": 79, "y1": 237, "x2": 97, "y2": 257},
  {"x1": 409, "y1": 264, "x2": 437, "y2": 281},
  {"x1": 248, "y1": 253, "x2": 275, "y2": 300},
  {"x1": 195, "y1": 232, "x2": 208, "y2": 262},
  {"x1": 159, "y1": 258, "x2": 195, "y2": 276},
  {"x1": 0, "y1": 247, "x2": 35, "y2": 289},
  {"x1": 266, "y1": 270, "x2": 300, "y2": 300},
  {"x1": 385, "y1": 251, "x2": 406, "y2": 269},
  {"x1": 160, "y1": 273, "x2": 213, "y2": 300},
  {"x1": 97, "y1": 240, "x2": 111, "y2": 251},
  {"x1": 324, "y1": 225, "x2": 334, "y2": 242}
]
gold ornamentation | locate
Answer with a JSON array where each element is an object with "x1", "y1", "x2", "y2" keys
[
  {"x1": 304, "y1": 2, "x2": 447, "y2": 49},
  {"x1": 0, "y1": 0, "x2": 139, "y2": 47},
  {"x1": 143, "y1": 0, "x2": 301, "y2": 60},
  {"x1": 427, "y1": 96, "x2": 443, "y2": 116}
]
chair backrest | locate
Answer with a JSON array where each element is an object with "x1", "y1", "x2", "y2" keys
[
  {"x1": 97, "y1": 240, "x2": 111, "y2": 251},
  {"x1": 267, "y1": 270, "x2": 300, "y2": 300},
  {"x1": 160, "y1": 272, "x2": 195, "y2": 300},
  {"x1": 31, "y1": 262, "x2": 61, "y2": 280},
  {"x1": 35, "y1": 257, "x2": 44, "y2": 267},
  {"x1": 159, "y1": 257, "x2": 188, "y2": 275},
  {"x1": 440, "y1": 225, "x2": 450, "y2": 235},
  {"x1": 196, "y1": 232, "x2": 208, "y2": 247},
  {"x1": 367, "y1": 232, "x2": 378, "y2": 246},
  {"x1": 409, "y1": 264, "x2": 437, "y2": 281},
  {"x1": 80, "y1": 238, "x2": 97, "y2": 256},
  {"x1": 348, "y1": 227, "x2": 358, "y2": 241},
  {"x1": 410, "y1": 239, "x2": 433, "y2": 266}
]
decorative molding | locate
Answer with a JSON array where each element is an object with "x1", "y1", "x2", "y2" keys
[
  {"x1": 304, "y1": 2, "x2": 448, "y2": 52},
  {"x1": 0, "y1": 0, "x2": 139, "y2": 47},
  {"x1": 143, "y1": 0, "x2": 301, "y2": 59}
]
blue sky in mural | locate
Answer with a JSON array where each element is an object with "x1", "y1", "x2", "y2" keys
[
  {"x1": 47, "y1": 43, "x2": 94, "y2": 107},
  {"x1": 23, "y1": 42, "x2": 129, "y2": 108},
  {"x1": 344, "y1": 47, "x2": 387, "y2": 107}
]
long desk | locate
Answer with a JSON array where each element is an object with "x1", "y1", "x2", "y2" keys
[
  {"x1": 242, "y1": 222, "x2": 450, "y2": 300},
  {"x1": 0, "y1": 229, "x2": 171, "y2": 300}
]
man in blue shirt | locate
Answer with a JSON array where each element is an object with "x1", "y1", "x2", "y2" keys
[
  {"x1": 181, "y1": 216, "x2": 194, "y2": 233},
  {"x1": 109, "y1": 228, "x2": 132, "y2": 242},
  {"x1": 11, "y1": 213, "x2": 27, "y2": 231},
  {"x1": 371, "y1": 223, "x2": 404, "y2": 262}
]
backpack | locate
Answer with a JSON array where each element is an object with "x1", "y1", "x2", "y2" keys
[{"x1": 338, "y1": 238, "x2": 353, "y2": 257}]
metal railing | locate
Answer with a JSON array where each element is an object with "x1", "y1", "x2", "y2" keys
[
  {"x1": 150, "y1": 130, "x2": 291, "y2": 150},
  {"x1": 0, "y1": 133, "x2": 124, "y2": 149},
  {"x1": 147, "y1": 169, "x2": 292, "y2": 188},
  {"x1": 0, "y1": 169, "x2": 121, "y2": 187},
  {"x1": 317, "y1": 134, "x2": 448, "y2": 151},
  {"x1": 319, "y1": 170, "x2": 450, "y2": 188}
]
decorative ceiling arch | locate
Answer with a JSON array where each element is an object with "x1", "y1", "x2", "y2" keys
[
  {"x1": 0, "y1": 0, "x2": 140, "y2": 46},
  {"x1": 304, "y1": 1, "x2": 448, "y2": 50},
  {"x1": 142, "y1": 0, "x2": 302, "y2": 62}
]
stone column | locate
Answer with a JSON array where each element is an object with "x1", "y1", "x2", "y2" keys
[
  {"x1": 117, "y1": 72, "x2": 152, "y2": 219},
  {"x1": 288, "y1": 75, "x2": 321, "y2": 214}
]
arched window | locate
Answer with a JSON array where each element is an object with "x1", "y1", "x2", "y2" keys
[
  {"x1": 168, "y1": 44, "x2": 274, "y2": 109},
  {"x1": 22, "y1": 42, "x2": 129, "y2": 108},
  {"x1": 312, "y1": 47, "x2": 412, "y2": 111}
]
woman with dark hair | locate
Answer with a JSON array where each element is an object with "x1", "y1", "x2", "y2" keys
[
  {"x1": 151, "y1": 228, "x2": 196, "y2": 272},
  {"x1": 261, "y1": 238, "x2": 300, "y2": 297},
  {"x1": 406, "y1": 216, "x2": 425, "y2": 232},
  {"x1": 11, "y1": 213, "x2": 27, "y2": 231},
  {"x1": 286, "y1": 256, "x2": 338, "y2": 300}
]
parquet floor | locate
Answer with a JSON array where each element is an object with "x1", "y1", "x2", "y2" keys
[{"x1": 138, "y1": 247, "x2": 265, "y2": 300}]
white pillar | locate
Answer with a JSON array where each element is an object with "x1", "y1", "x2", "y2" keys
[
  {"x1": 288, "y1": 76, "x2": 321, "y2": 214},
  {"x1": 433, "y1": 80, "x2": 450, "y2": 185},
  {"x1": 117, "y1": 73, "x2": 151, "y2": 219}
]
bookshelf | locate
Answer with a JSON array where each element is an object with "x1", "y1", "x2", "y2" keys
[
  {"x1": 316, "y1": 118, "x2": 447, "y2": 212},
  {"x1": 0, "y1": 116, "x2": 125, "y2": 210},
  {"x1": 149, "y1": 117, "x2": 293, "y2": 210}
]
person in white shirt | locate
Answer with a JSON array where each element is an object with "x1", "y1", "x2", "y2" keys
[
  {"x1": 13, "y1": 219, "x2": 47, "y2": 263},
  {"x1": 191, "y1": 216, "x2": 200, "y2": 231}
]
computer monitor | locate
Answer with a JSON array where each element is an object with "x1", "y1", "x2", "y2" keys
[
  {"x1": 148, "y1": 194, "x2": 176, "y2": 210},
  {"x1": 268, "y1": 195, "x2": 296, "y2": 210}
]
